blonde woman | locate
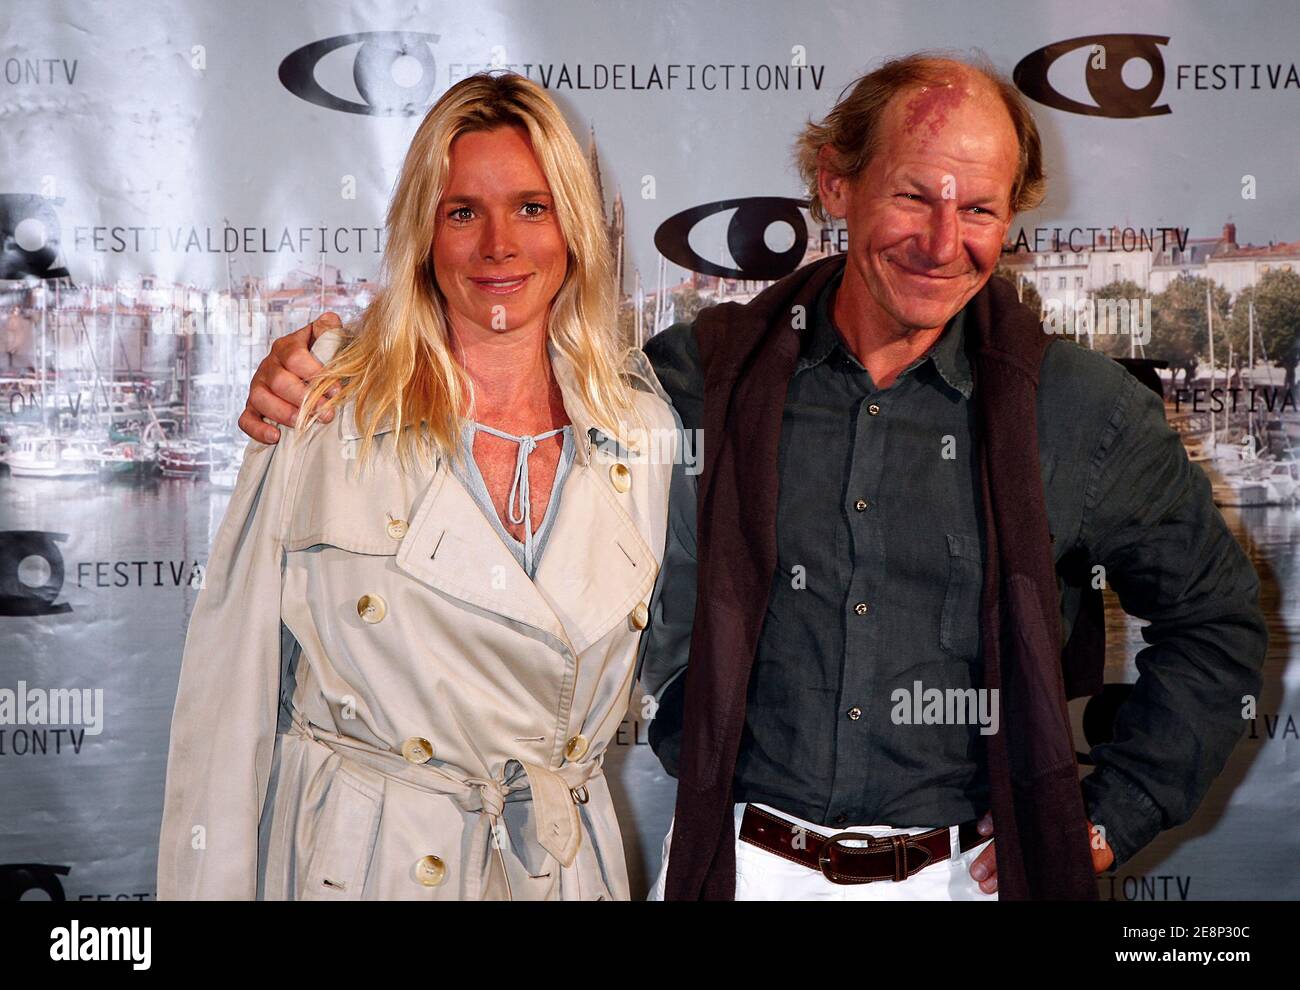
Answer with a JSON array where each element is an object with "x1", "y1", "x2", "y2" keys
[{"x1": 157, "y1": 72, "x2": 679, "y2": 900}]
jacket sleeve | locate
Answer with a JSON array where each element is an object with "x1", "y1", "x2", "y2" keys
[
  {"x1": 155, "y1": 330, "x2": 344, "y2": 899},
  {"x1": 155, "y1": 425, "x2": 300, "y2": 899},
  {"x1": 635, "y1": 321, "x2": 703, "y2": 776},
  {"x1": 1077, "y1": 371, "x2": 1268, "y2": 867}
]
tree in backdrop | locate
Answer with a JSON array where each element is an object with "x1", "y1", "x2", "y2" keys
[
  {"x1": 994, "y1": 265, "x2": 1042, "y2": 315},
  {"x1": 1231, "y1": 269, "x2": 1300, "y2": 391},
  {"x1": 1148, "y1": 275, "x2": 1231, "y2": 388},
  {"x1": 1227, "y1": 284, "x2": 1259, "y2": 384},
  {"x1": 1089, "y1": 279, "x2": 1148, "y2": 359}
]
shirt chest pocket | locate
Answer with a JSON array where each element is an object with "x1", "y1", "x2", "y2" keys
[{"x1": 939, "y1": 532, "x2": 984, "y2": 661}]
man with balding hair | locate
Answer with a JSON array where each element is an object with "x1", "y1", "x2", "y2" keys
[{"x1": 635, "y1": 52, "x2": 1265, "y2": 901}]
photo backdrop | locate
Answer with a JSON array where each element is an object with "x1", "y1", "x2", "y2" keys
[{"x1": 2, "y1": 0, "x2": 1298, "y2": 900}]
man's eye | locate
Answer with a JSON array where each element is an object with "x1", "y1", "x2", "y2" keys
[{"x1": 896, "y1": 192, "x2": 924, "y2": 202}]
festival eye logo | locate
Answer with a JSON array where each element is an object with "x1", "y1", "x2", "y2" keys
[
  {"x1": 0, "y1": 195, "x2": 71, "y2": 281},
  {"x1": 278, "y1": 32, "x2": 441, "y2": 115},
  {"x1": 654, "y1": 197, "x2": 809, "y2": 281},
  {"x1": 0, "y1": 864, "x2": 70, "y2": 901},
  {"x1": 1014, "y1": 34, "x2": 1171, "y2": 118},
  {"x1": 0, "y1": 531, "x2": 72, "y2": 617}
]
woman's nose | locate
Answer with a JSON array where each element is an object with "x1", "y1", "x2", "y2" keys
[{"x1": 480, "y1": 215, "x2": 518, "y2": 261}]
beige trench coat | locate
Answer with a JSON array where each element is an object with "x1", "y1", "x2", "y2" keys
[{"x1": 157, "y1": 329, "x2": 677, "y2": 900}]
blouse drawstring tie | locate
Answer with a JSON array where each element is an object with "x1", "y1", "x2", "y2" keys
[{"x1": 472, "y1": 422, "x2": 565, "y2": 574}]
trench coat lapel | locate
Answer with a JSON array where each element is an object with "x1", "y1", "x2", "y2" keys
[
  {"x1": 393, "y1": 450, "x2": 658, "y2": 656},
  {"x1": 532, "y1": 454, "x2": 658, "y2": 655},
  {"x1": 530, "y1": 339, "x2": 661, "y2": 653},
  {"x1": 391, "y1": 342, "x2": 659, "y2": 656},
  {"x1": 394, "y1": 467, "x2": 571, "y2": 645}
]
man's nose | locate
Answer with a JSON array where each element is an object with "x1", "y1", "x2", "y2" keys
[{"x1": 919, "y1": 202, "x2": 961, "y2": 267}]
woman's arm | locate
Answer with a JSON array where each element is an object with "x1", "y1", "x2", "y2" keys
[{"x1": 153, "y1": 328, "x2": 345, "y2": 898}]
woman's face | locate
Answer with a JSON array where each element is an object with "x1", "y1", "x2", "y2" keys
[{"x1": 432, "y1": 124, "x2": 569, "y2": 342}]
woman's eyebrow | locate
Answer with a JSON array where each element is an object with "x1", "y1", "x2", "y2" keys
[{"x1": 443, "y1": 189, "x2": 553, "y2": 206}]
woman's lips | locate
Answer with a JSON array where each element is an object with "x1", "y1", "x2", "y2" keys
[{"x1": 469, "y1": 273, "x2": 533, "y2": 295}]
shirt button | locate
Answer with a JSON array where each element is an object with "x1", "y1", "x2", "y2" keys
[
  {"x1": 847, "y1": 706, "x2": 862, "y2": 720},
  {"x1": 609, "y1": 462, "x2": 632, "y2": 493},
  {"x1": 867, "y1": 403, "x2": 881, "y2": 416},
  {"x1": 853, "y1": 601, "x2": 869, "y2": 616},
  {"x1": 357, "y1": 594, "x2": 387, "y2": 623},
  {"x1": 401, "y1": 736, "x2": 433, "y2": 764},
  {"x1": 386, "y1": 518, "x2": 408, "y2": 540},
  {"x1": 414, "y1": 854, "x2": 447, "y2": 887},
  {"x1": 565, "y1": 734, "x2": 589, "y2": 761},
  {"x1": 630, "y1": 601, "x2": 649, "y2": 630},
  {"x1": 854, "y1": 498, "x2": 868, "y2": 511}
]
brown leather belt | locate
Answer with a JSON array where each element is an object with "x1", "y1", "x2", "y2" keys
[{"x1": 739, "y1": 804, "x2": 990, "y2": 884}]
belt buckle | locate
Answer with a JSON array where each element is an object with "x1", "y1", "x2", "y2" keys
[{"x1": 817, "y1": 831, "x2": 909, "y2": 884}]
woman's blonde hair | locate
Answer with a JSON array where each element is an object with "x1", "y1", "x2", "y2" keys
[
  {"x1": 794, "y1": 50, "x2": 1046, "y2": 223},
  {"x1": 299, "y1": 71, "x2": 636, "y2": 468}
]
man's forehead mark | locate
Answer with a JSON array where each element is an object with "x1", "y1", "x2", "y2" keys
[{"x1": 901, "y1": 82, "x2": 967, "y2": 141}]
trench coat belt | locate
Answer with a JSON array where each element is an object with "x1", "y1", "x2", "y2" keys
[{"x1": 286, "y1": 713, "x2": 603, "y2": 895}]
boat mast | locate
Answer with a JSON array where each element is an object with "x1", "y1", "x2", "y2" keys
[
  {"x1": 1206, "y1": 282, "x2": 1216, "y2": 455},
  {"x1": 1248, "y1": 296, "x2": 1256, "y2": 457},
  {"x1": 634, "y1": 268, "x2": 643, "y2": 349},
  {"x1": 39, "y1": 280, "x2": 48, "y2": 430},
  {"x1": 226, "y1": 251, "x2": 236, "y2": 430}
]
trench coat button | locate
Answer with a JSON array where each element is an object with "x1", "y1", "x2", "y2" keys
[
  {"x1": 565, "y1": 734, "x2": 589, "y2": 761},
  {"x1": 847, "y1": 706, "x2": 862, "y2": 721},
  {"x1": 386, "y1": 518, "x2": 408, "y2": 540},
  {"x1": 868, "y1": 403, "x2": 881, "y2": 416},
  {"x1": 609, "y1": 462, "x2": 632, "y2": 493},
  {"x1": 630, "y1": 601, "x2": 649, "y2": 630},
  {"x1": 401, "y1": 737, "x2": 433, "y2": 764},
  {"x1": 415, "y1": 854, "x2": 446, "y2": 886},
  {"x1": 357, "y1": 594, "x2": 387, "y2": 624}
]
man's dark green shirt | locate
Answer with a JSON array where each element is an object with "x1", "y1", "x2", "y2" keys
[{"x1": 636, "y1": 267, "x2": 1266, "y2": 867}]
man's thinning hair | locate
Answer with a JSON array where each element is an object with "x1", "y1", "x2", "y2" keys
[{"x1": 794, "y1": 50, "x2": 1046, "y2": 222}]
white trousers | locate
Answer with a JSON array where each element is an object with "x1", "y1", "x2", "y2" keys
[{"x1": 647, "y1": 802, "x2": 998, "y2": 901}]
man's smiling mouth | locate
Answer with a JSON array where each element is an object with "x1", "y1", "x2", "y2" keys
[{"x1": 888, "y1": 258, "x2": 963, "y2": 280}]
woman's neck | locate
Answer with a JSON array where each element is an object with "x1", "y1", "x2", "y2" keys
[{"x1": 451, "y1": 319, "x2": 568, "y2": 432}]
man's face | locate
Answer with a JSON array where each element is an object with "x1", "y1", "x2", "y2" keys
[
  {"x1": 432, "y1": 124, "x2": 568, "y2": 340},
  {"x1": 820, "y1": 80, "x2": 1019, "y2": 336}
]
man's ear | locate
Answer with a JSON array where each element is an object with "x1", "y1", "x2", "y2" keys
[{"x1": 817, "y1": 145, "x2": 849, "y2": 220}]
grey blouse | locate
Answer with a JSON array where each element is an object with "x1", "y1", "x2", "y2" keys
[{"x1": 450, "y1": 419, "x2": 577, "y2": 578}]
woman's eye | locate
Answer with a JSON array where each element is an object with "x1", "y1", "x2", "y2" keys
[
  {"x1": 522, "y1": 201, "x2": 547, "y2": 217},
  {"x1": 448, "y1": 207, "x2": 473, "y2": 222}
]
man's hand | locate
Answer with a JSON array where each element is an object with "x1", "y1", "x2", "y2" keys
[
  {"x1": 967, "y1": 812, "x2": 1115, "y2": 894},
  {"x1": 237, "y1": 312, "x2": 340, "y2": 444}
]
